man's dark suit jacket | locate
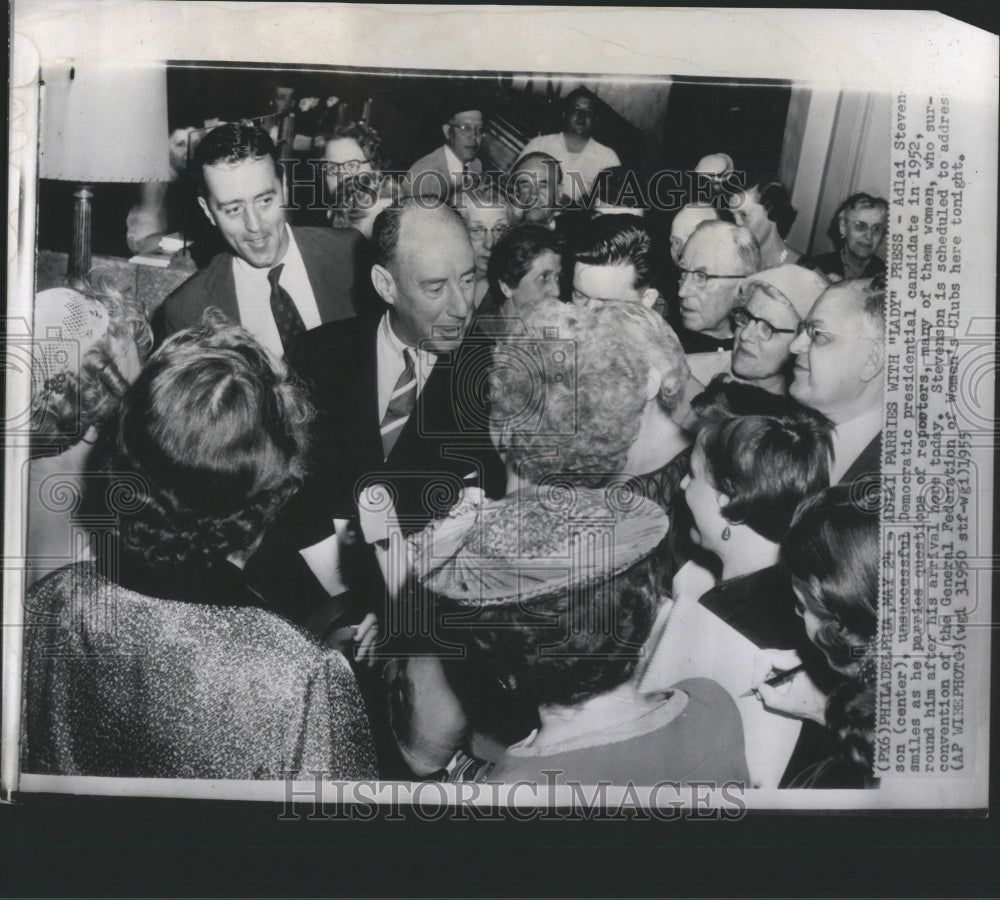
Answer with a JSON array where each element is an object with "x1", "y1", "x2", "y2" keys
[
  {"x1": 838, "y1": 432, "x2": 883, "y2": 486},
  {"x1": 246, "y1": 314, "x2": 506, "y2": 622},
  {"x1": 152, "y1": 226, "x2": 368, "y2": 342}
]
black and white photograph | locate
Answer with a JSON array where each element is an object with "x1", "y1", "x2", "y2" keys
[{"x1": 4, "y1": 0, "x2": 996, "y2": 851}]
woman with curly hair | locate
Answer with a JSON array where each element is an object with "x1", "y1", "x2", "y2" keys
[
  {"x1": 26, "y1": 278, "x2": 152, "y2": 587},
  {"x1": 752, "y1": 484, "x2": 881, "y2": 787},
  {"x1": 21, "y1": 312, "x2": 377, "y2": 781}
]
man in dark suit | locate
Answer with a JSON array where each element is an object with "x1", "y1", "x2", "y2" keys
[
  {"x1": 247, "y1": 200, "x2": 505, "y2": 626},
  {"x1": 153, "y1": 121, "x2": 366, "y2": 356},
  {"x1": 788, "y1": 275, "x2": 885, "y2": 485}
]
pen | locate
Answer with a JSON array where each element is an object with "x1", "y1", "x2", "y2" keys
[{"x1": 740, "y1": 663, "x2": 807, "y2": 698}]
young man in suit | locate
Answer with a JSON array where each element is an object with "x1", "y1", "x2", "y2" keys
[{"x1": 153, "y1": 121, "x2": 367, "y2": 356}]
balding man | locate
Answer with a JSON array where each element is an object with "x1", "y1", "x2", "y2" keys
[{"x1": 788, "y1": 276, "x2": 885, "y2": 483}]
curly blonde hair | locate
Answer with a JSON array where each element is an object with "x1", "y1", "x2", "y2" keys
[{"x1": 490, "y1": 299, "x2": 689, "y2": 486}]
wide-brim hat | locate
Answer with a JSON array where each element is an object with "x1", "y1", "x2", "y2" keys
[{"x1": 412, "y1": 483, "x2": 669, "y2": 605}]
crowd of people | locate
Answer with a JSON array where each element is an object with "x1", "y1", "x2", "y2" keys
[{"x1": 23, "y1": 86, "x2": 890, "y2": 794}]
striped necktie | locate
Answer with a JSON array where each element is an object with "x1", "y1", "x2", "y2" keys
[
  {"x1": 267, "y1": 264, "x2": 306, "y2": 356},
  {"x1": 380, "y1": 348, "x2": 417, "y2": 459}
]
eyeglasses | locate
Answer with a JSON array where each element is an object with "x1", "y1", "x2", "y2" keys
[
  {"x1": 677, "y1": 267, "x2": 746, "y2": 289},
  {"x1": 794, "y1": 319, "x2": 860, "y2": 347},
  {"x1": 731, "y1": 307, "x2": 796, "y2": 340},
  {"x1": 845, "y1": 218, "x2": 886, "y2": 239},
  {"x1": 467, "y1": 223, "x2": 510, "y2": 241},
  {"x1": 449, "y1": 122, "x2": 485, "y2": 136},
  {"x1": 323, "y1": 159, "x2": 369, "y2": 176}
]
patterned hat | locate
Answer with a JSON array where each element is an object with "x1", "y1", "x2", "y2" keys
[
  {"x1": 412, "y1": 484, "x2": 669, "y2": 605},
  {"x1": 31, "y1": 287, "x2": 111, "y2": 397}
]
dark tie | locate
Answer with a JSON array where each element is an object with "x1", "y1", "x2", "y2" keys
[
  {"x1": 267, "y1": 264, "x2": 306, "y2": 356},
  {"x1": 380, "y1": 348, "x2": 417, "y2": 459}
]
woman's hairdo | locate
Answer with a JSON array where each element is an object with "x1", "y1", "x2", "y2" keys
[
  {"x1": 320, "y1": 119, "x2": 386, "y2": 171},
  {"x1": 780, "y1": 484, "x2": 880, "y2": 676},
  {"x1": 30, "y1": 276, "x2": 152, "y2": 454},
  {"x1": 490, "y1": 299, "x2": 689, "y2": 487},
  {"x1": 487, "y1": 223, "x2": 566, "y2": 296},
  {"x1": 696, "y1": 408, "x2": 833, "y2": 543},
  {"x1": 110, "y1": 310, "x2": 314, "y2": 568},
  {"x1": 746, "y1": 175, "x2": 797, "y2": 238},
  {"x1": 827, "y1": 192, "x2": 889, "y2": 247}
]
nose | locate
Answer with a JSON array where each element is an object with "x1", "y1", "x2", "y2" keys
[
  {"x1": 484, "y1": 230, "x2": 495, "y2": 251},
  {"x1": 789, "y1": 328, "x2": 809, "y2": 355},
  {"x1": 449, "y1": 280, "x2": 473, "y2": 318},
  {"x1": 677, "y1": 274, "x2": 695, "y2": 300},
  {"x1": 243, "y1": 205, "x2": 262, "y2": 233}
]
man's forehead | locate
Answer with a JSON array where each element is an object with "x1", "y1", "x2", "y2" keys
[
  {"x1": 451, "y1": 110, "x2": 483, "y2": 123},
  {"x1": 812, "y1": 284, "x2": 865, "y2": 323},
  {"x1": 464, "y1": 203, "x2": 508, "y2": 224},
  {"x1": 203, "y1": 157, "x2": 279, "y2": 197},
  {"x1": 684, "y1": 229, "x2": 735, "y2": 266}
]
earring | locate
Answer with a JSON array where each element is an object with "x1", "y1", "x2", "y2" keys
[{"x1": 721, "y1": 525, "x2": 731, "y2": 542}]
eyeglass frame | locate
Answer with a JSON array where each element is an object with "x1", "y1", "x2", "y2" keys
[
  {"x1": 677, "y1": 267, "x2": 747, "y2": 289},
  {"x1": 794, "y1": 319, "x2": 877, "y2": 347},
  {"x1": 843, "y1": 217, "x2": 887, "y2": 239},
  {"x1": 731, "y1": 306, "x2": 797, "y2": 341},
  {"x1": 466, "y1": 223, "x2": 510, "y2": 241},
  {"x1": 448, "y1": 121, "x2": 486, "y2": 136},
  {"x1": 322, "y1": 159, "x2": 370, "y2": 176}
]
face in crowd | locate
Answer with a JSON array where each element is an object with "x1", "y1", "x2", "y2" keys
[
  {"x1": 840, "y1": 205, "x2": 888, "y2": 263},
  {"x1": 564, "y1": 94, "x2": 596, "y2": 140},
  {"x1": 461, "y1": 204, "x2": 511, "y2": 279},
  {"x1": 373, "y1": 206, "x2": 477, "y2": 355},
  {"x1": 669, "y1": 206, "x2": 719, "y2": 266},
  {"x1": 788, "y1": 282, "x2": 884, "y2": 424},
  {"x1": 572, "y1": 262, "x2": 657, "y2": 308},
  {"x1": 199, "y1": 155, "x2": 290, "y2": 269},
  {"x1": 502, "y1": 250, "x2": 562, "y2": 311},
  {"x1": 677, "y1": 225, "x2": 752, "y2": 338},
  {"x1": 509, "y1": 156, "x2": 561, "y2": 225},
  {"x1": 444, "y1": 109, "x2": 485, "y2": 164},
  {"x1": 323, "y1": 136, "x2": 374, "y2": 196},
  {"x1": 731, "y1": 286, "x2": 800, "y2": 383},
  {"x1": 729, "y1": 187, "x2": 773, "y2": 248}
]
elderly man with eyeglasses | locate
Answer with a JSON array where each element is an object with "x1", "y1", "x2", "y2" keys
[
  {"x1": 675, "y1": 219, "x2": 761, "y2": 357},
  {"x1": 405, "y1": 94, "x2": 486, "y2": 202},
  {"x1": 788, "y1": 275, "x2": 886, "y2": 484},
  {"x1": 730, "y1": 265, "x2": 830, "y2": 396}
]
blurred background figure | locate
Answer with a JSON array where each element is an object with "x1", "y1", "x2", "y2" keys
[
  {"x1": 405, "y1": 91, "x2": 486, "y2": 201},
  {"x1": 803, "y1": 193, "x2": 889, "y2": 282},
  {"x1": 21, "y1": 312, "x2": 378, "y2": 781},
  {"x1": 728, "y1": 176, "x2": 802, "y2": 268},
  {"x1": 26, "y1": 280, "x2": 152, "y2": 588},
  {"x1": 517, "y1": 88, "x2": 621, "y2": 206},
  {"x1": 693, "y1": 151, "x2": 735, "y2": 203},
  {"x1": 590, "y1": 165, "x2": 648, "y2": 217},
  {"x1": 455, "y1": 184, "x2": 513, "y2": 307},
  {"x1": 505, "y1": 152, "x2": 564, "y2": 228}
]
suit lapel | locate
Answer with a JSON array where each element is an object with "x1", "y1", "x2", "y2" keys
[{"x1": 211, "y1": 255, "x2": 241, "y2": 324}]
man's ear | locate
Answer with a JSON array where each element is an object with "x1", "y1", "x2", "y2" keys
[
  {"x1": 640, "y1": 288, "x2": 661, "y2": 310},
  {"x1": 371, "y1": 264, "x2": 397, "y2": 307},
  {"x1": 197, "y1": 195, "x2": 214, "y2": 226},
  {"x1": 838, "y1": 214, "x2": 848, "y2": 240},
  {"x1": 441, "y1": 123, "x2": 451, "y2": 144},
  {"x1": 499, "y1": 280, "x2": 514, "y2": 302},
  {"x1": 860, "y1": 332, "x2": 885, "y2": 382}
]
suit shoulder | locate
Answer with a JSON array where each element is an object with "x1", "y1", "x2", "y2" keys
[{"x1": 293, "y1": 225, "x2": 362, "y2": 253}]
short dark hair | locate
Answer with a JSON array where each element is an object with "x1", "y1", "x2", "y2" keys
[
  {"x1": 574, "y1": 214, "x2": 658, "y2": 291},
  {"x1": 487, "y1": 223, "x2": 566, "y2": 296},
  {"x1": 562, "y1": 86, "x2": 594, "y2": 114},
  {"x1": 111, "y1": 311, "x2": 313, "y2": 569},
  {"x1": 447, "y1": 552, "x2": 663, "y2": 707},
  {"x1": 193, "y1": 122, "x2": 280, "y2": 195},
  {"x1": 780, "y1": 484, "x2": 880, "y2": 676},
  {"x1": 508, "y1": 151, "x2": 564, "y2": 183},
  {"x1": 746, "y1": 175, "x2": 797, "y2": 238},
  {"x1": 697, "y1": 410, "x2": 833, "y2": 542},
  {"x1": 860, "y1": 273, "x2": 886, "y2": 335},
  {"x1": 691, "y1": 373, "x2": 799, "y2": 424},
  {"x1": 827, "y1": 192, "x2": 889, "y2": 247},
  {"x1": 590, "y1": 166, "x2": 648, "y2": 210}
]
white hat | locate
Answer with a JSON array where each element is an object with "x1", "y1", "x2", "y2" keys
[{"x1": 742, "y1": 265, "x2": 830, "y2": 320}]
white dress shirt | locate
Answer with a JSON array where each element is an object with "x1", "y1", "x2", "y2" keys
[{"x1": 232, "y1": 225, "x2": 322, "y2": 357}]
